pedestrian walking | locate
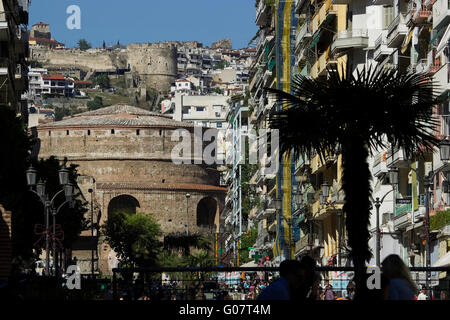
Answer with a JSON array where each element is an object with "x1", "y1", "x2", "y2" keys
[
  {"x1": 324, "y1": 284, "x2": 335, "y2": 300},
  {"x1": 417, "y1": 286, "x2": 429, "y2": 300},
  {"x1": 381, "y1": 254, "x2": 416, "y2": 300},
  {"x1": 257, "y1": 260, "x2": 303, "y2": 300}
]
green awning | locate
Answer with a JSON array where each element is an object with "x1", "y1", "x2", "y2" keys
[
  {"x1": 430, "y1": 27, "x2": 445, "y2": 46},
  {"x1": 308, "y1": 30, "x2": 322, "y2": 49}
]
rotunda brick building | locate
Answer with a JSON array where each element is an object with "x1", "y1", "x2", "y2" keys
[{"x1": 34, "y1": 104, "x2": 225, "y2": 274}]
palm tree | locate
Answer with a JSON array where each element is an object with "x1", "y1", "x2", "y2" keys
[{"x1": 266, "y1": 66, "x2": 440, "y2": 299}]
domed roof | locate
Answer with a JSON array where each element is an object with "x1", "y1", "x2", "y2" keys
[{"x1": 38, "y1": 103, "x2": 194, "y2": 129}]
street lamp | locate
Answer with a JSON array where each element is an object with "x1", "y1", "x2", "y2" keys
[
  {"x1": 319, "y1": 191, "x2": 325, "y2": 205},
  {"x1": 36, "y1": 180, "x2": 46, "y2": 198},
  {"x1": 321, "y1": 181, "x2": 330, "y2": 198},
  {"x1": 26, "y1": 166, "x2": 37, "y2": 187},
  {"x1": 185, "y1": 193, "x2": 191, "y2": 236},
  {"x1": 388, "y1": 167, "x2": 399, "y2": 185},
  {"x1": 26, "y1": 165, "x2": 74, "y2": 277},
  {"x1": 58, "y1": 165, "x2": 70, "y2": 186}
]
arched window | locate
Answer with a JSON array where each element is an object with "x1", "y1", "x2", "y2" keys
[
  {"x1": 108, "y1": 195, "x2": 140, "y2": 217},
  {"x1": 196, "y1": 197, "x2": 217, "y2": 229}
]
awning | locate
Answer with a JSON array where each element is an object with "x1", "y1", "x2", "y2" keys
[
  {"x1": 436, "y1": 24, "x2": 450, "y2": 55},
  {"x1": 240, "y1": 261, "x2": 258, "y2": 268},
  {"x1": 433, "y1": 251, "x2": 450, "y2": 267},
  {"x1": 401, "y1": 28, "x2": 414, "y2": 54},
  {"x1": 430, "y1": 26, "x2": 445, "y2": 46},
  {"x1": 308, "y1": 30, "x2": 322, "y2": 49}
]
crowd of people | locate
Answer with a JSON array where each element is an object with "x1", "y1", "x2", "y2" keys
[{"x1": 255, "y1": 254, "x2": 449, "y2": 301}]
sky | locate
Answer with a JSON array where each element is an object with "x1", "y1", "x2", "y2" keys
[{"x1": 29, "y1": 0, "x2": 259, "y2": 49}]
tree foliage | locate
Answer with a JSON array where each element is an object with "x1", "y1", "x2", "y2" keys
[
  {"x1": 430, "y1": 209, "x2": 450, "y2": 231},
  {"x1": 267, "y1": 66, "x2": 439, "y2": 298},
  {"x1": 103, "y1": 212, "x2": 162, "y2": 267},
  {"x1": 77, "y1": 39, "x2": 92, "y2": 51},
  {"x1": 87, "y1": 96, "x2": 103, "y2": 111},
  {"x1": 239, "y1": 227, "x2": 258, "y2": 264},
  {"x1": 93, "y1": 74, "x2": 110, "y2": 89}
]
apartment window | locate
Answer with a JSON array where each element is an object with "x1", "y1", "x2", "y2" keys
[
  {"x1": 87, "y1": 130, "x2": 91, "y2": 136},
  {"x1": 382, "y1": 6, "x2": 394, "y2": 29},
  {"x1": 136, "y1": 129, "x2": 140, "y2": 136},
  {"x1": 111, "y1": 129, "x2": 115, "y2": 134},
  {"x1": 217, "y1": 122, "x2": 222, "y2": 128},
  {"x1": 196, "y1": 107, "x2": 205, "y2": 112},
  {"x1": 215, "y1": 112, "x2": 221, "y2": 117},
  {"x1": 66, "y1": 130, "x2": 69, "y2": 135},
  {"x1": 182, "y1": 106, "x2": 190, "y2": 114}
]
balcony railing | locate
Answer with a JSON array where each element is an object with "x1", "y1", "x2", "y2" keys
[
  {"x1": 295, "y1": 22, "x2": 312, "y2": 50},
  {"x1": 374, "y1": 30, "x2": 394, "y2": 61},
  {"x1": 331, "y1": 29, "x2": 368, "y2": 53},
  {"x1": 311, "y1": 0, "x2": 335, "y2": 35},
  {"x1": 387, "y1": 13, "x2": 408, "y2": 48},
  {"x1": 433, "y1": 0, "x2": 450, "y2": 30}
]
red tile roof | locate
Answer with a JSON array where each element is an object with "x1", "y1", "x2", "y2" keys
[
  {"x1": 75, "y1": 80, "x2": 92, "y2": 84},
  {"x1": 42, "y1": 74, "x2": 66, "y2": 80}
]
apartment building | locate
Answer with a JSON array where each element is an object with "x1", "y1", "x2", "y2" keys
[
  {"x1": 240, "y1": 1, "x2": 450, "y2": 280},
  {"x1": 220, "y1": 100, "x2": 249, "y2": 265},
  {"x1": 26, "y1": 70, "x2": 75, "y2": 98},
  {"x1": 0, "y1": 0, "x2": 29, "y2": 115}
]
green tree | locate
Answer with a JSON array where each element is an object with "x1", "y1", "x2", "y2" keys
[
  {"x1": 77, "y1": 39, "x2": 92, "y2": 51},
  {"x1": 163, "y1": 233, "x2": 211, "y2": 257},
  {"x1": 29, "y1": 60, "x2": 43, "y2": 68},
  {"x1": 267, "y1": 66, "x2": 439, "y2": 299},
  {"x1": 103, "y1": 212, "x2": 162, "y2": 267},
  {"x1": 213, "y1": 87, "x2": 224, "y2": 95},
  {"x1": 87, "y1": 96, "x2": 103, "y2": 111},
  {"x1": 214, "y1": 60, "x2": 230, "y2": 70},
  {"x1": 93, "y1": 74, "x2": 110, "y2": 89},
  {"x1": 239, "y1": 227, "x2": 258, "y2": 264},
  {"x1": 54, "y1": 107, "x2": 71, "y2": 121},
  {"x1": 430, "y1": 210, "x2": 450, "y2": 231}
]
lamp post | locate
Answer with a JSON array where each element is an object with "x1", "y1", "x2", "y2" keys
[
  {"x1": 185, "y1": 193, "x2": 191, "y2": 236},
  {"x1": 373, "y1": 167, "x2": 398, "y2": 267},
  {"x1": 26, "y1": 164, "x2": 74, "y2": 276},
  {"x1": 387, "y1": 139, "x2": 450, "y2": 291},
  {"x1": 88, "y1": 187, "x2": 95, "y2": 277}
]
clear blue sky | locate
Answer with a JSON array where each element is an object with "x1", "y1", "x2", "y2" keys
[{"x1": 29, "y1": 0, "x2": 258, "y2": 49}]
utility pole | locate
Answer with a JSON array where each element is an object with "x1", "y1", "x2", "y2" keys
[
  {"x1": 88, "y1": 188, "x2": 95, "y2": 277},
  {"x1": 185, "y1": 193, "x2": 190, "y2": 236}
]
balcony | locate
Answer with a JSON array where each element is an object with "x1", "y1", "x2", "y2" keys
[
  {"x1": 268, "y1": 220, "x2": 277, "y2": 233},
  {"x1": 311, "y1": 0, "x2": 337, "y2": 35},
  {"x1": 407, "y1": 2, "x2": 432, "y2": 26},
  {"x1": 372, "y1": 151, "x2": 388, "y2": 177},
  {"x1": 433, "y1": 0, "x2": 450, "y2": 30},
  {"x1": 331, "y1": 29, "x2": 369, "y2": 54},
  {"x1": 374, "y1": 30, "x2": 395, "y2": 61},
  {"x1": 310, "y1": 47, "x2": 336, "y2": 79},
  {"x1": 310, "y1": 150, "x2": 337, "y2": 174},
  {"x1": 387, "y1": 13, "x2": 408, "y2": 48},
  {"x1": 433, "y1": 63, "x2": 450, "y2": 98},
  {"x1": 386, "y1": 147, "x2": 409, "y2": 168},
  {"x1": 295, "y1": 22, "x2": 312, "y2": 53},
  {"x1": 256, "y1": 0, "x2": 270, "y2": 27},
  {"x1": 295, "y1": 235, "x2": 310, "y2": 254},
  {"x1": 0, "y1": 58, "x2": 9, "y2": 76}
]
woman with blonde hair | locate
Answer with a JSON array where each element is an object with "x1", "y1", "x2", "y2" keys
[{"x1": 381, "y1": 254, "x2": 417, "y2": 300}]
